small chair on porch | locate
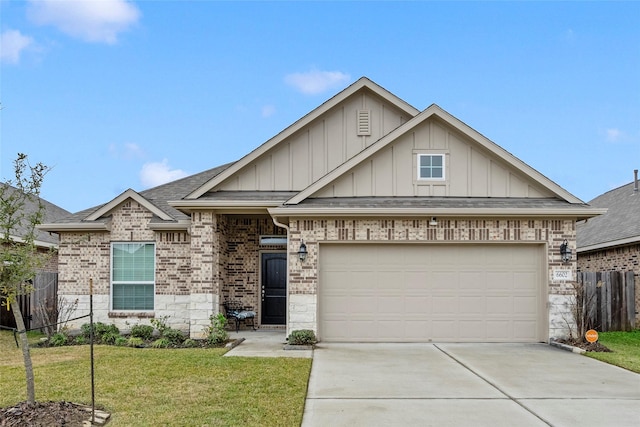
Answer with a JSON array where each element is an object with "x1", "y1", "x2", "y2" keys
[{"x1": 222, "y1": 300, "x2": 257, "y2": 333}]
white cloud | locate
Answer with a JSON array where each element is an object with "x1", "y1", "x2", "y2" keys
[
  {"x1": 0, "y1": 29, "x2": 34, "y2": 64},
  {"x1": 284, "y1": 70, "x2": 351, "y2": 95},
  {"x1": 605, "y1": 128, "x2": 623, "y2": 143},
  {"x1": 109, "y1": 142, "x2": 145, "y2": 160},
  {"x1": 261, "y1": 104, "x2": 276, "y2": 118},
  {"x1": 27, "y1": 0, "x2": 140, "y2": 44},
  {"x1": 139, "y1": 159, "x2": 188, "y2": 188}
]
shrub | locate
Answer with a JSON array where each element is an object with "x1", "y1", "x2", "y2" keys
[
  {"x1": 150, "y1": 316, "x2": 171, "y2": 336},
  {"x1": 204, "y1": 313, "x2": 229, "y2": 345},
  {"x1": 101, "y1": 331, "x2": 121, "y2": 345},
  {"x1": 114, "y1": 336, "x2": 128, "y2": 346},
  {"x1": 81, "y1": 322, "x2": 120, "y2": 343},
  {"x1": 74, "y1": 336, "x2": 86, "y2": 345},
  {"x1": 183, "y1": 339, "x2": 199, "y2": 348},
  {"x1": 49, "y1": 332, "x2": 68, "y2": 347},
  {"x1": 130, "y1": 324, "x2": 154, "y2": 341},
  {"x1": 162, "y1": 328, "x2": 185, "y2": 345},
  {"x1": 151, "y1": 338, "x2": 170, "y2": 348},
  {"x1": 127, "y1": 337, "x2": 144, "y2": 348},
  {"x1": 287, "y1": 330, "x2": 317, "y2": 346}
]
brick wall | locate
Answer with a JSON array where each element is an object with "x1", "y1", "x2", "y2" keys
[{"x1": 287, "y1": 217, "x2": 577, "y2": 339}]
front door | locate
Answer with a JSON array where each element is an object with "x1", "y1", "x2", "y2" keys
[{"x1": 261, "y1": 252, "x2": 286, "y2": 325}]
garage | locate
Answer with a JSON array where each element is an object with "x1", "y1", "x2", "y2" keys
[{"x1": 319, "y1": 243, "x2": 546, "y2": 342}]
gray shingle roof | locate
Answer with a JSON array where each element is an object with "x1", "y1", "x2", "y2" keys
[
  {"x1": 1, "y1": 184, "x2": 71, "y2": 245},
  {"x1": 54, "y1": 163, "x2": 233, "y2": 224},
  {"x1": 577, "y1": 181, "x2": 640, "y2": 249}
]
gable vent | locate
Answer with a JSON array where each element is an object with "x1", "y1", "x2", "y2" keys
[{"x1": 357, "y1": 109, "x2": 371, "y2": 136}]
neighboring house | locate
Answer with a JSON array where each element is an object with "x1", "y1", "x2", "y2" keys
[
  {"x1": 576, "y1": 171, "x2": 640, "y2": 324},
  {"x1": 40, "y1": 77, "x2": 605, "y2": 342},
  {"x1": 0, "y1": 184, "x2": 71, "y2": 329}
]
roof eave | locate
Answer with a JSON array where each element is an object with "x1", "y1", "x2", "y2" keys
[
  {"x1": 577, "y1": 235, "x2": 640, "y2": 253},
  {"x1": 37, "y1": 222, "x2": 111, "y2": 232},
  {"x1": 148, "y1": 220, "x2": 191, "y2": 231},
  {"x1": 269, "y1": 207, "x2": 607, "y2": 219}
]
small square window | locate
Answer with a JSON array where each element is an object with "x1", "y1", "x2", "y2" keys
[{"x1": 418, "y1": 154, "x2": 444, "y2": 179}]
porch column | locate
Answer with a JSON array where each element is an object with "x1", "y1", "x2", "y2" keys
[{"x1": 189, "y1": 211, "x2": 221, "y2": 338}]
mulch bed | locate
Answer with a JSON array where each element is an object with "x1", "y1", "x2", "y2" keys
[
  {"x1": 0, "y1": 401, "x2": 96, "y2": 427},
  {"x1": 556, "y1": 338, "x2": 612, "y2": 352}
]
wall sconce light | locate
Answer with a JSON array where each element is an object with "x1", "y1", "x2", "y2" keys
[
  {"x1": 560, "y1": 239, "x2": 572, "y2": 263},
  {"x1": 429, "y1": 217, "x2": 438, "y2": 227},
  {"x1": 298, "y1": 240, "x2": 308, "y2": 262}
]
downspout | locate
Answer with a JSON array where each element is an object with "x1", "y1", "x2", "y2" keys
[{"x1": 634, "y1": 169, "x2": 638, "y2": 193}]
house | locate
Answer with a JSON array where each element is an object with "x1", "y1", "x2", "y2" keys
[
  {"x1": 577, "y1": 171, "x2": 640, "y2": 326},
  {"x1": 39, "y1": 77, "x2": 605, "y2": 342},
  {"x1": 0, "y1": 184, "x2": 71, "y2": 329}
]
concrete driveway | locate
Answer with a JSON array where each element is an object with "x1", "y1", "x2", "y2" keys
[{"x1": 302, "y1": 343, "x2": 640, "y2": 427}]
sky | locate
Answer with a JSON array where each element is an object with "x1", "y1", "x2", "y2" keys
[{"x1": 1, "y1": 0, "x2": 639, "y2": 213}]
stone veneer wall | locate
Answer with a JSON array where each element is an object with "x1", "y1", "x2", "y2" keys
[
  {"x1": 287, "y1": 218, "x2": 577, "y2": 341},
  {"x1": 578, "y1": 243, "x2": 640, "y2": 327}
]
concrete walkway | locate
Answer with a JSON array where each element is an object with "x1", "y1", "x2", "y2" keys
[
  {"x1": 303, "y1": 343, "x2": 640, "y2": 427},
  {"x1": 223, "y1": 329, "x2": 312, "y2": 358}
]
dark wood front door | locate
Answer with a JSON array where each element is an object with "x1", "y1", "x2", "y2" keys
[{"x1": 261, "y1": 253, "x2": 286, "y2": 325}]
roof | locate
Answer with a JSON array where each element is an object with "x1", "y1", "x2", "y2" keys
[
  {"x1": 1, "y1": 184, "x2": 71, "y2": 247},
  {"x1": 40, "y1": 163, "x2": 232, "y2": 231},
  {"x1": 577, "y1": 180, "x2": 640, "y2": 252},
  {"x1": 270, "y1": 197, "x2": 600, "y2": 219}
]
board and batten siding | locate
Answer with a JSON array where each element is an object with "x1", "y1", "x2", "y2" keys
[
  {"x1": 215, "y1": 90, "x2": 411, "y2": 192},
  {"x1": 312, "y1": 118, "x2": 554, "y2": 199}
]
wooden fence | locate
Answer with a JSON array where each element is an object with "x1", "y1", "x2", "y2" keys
[
  {"x1": 577, "y1": 271, "x2": 636, "y2": 332},
  {"x1": 0, "y1": 272, "x2": 58, "y2": 331}
]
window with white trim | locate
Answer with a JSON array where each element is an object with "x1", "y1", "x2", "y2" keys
[
  {"x1": 111, "y1": 242, "x2": 155, "y2": 310},
  {"x1": 418, "y1": 154, "x2": 445, "y2": 179}
]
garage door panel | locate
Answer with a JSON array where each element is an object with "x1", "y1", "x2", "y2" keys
[{"x1": 319, "y1": 244, "x2": 544, "y2": 342}]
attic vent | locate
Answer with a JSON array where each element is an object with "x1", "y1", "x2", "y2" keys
[{"x1": 357, "y1": 109, "x2": 371, "y2": 136}]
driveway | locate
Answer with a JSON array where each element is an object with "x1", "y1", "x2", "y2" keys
[{"x1": 302, "y1": 343, "x2": 640, "y2": 427}]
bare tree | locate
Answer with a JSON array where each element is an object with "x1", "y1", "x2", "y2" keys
[{"x1": 0, "y1": 153, "x2": 50, "y2": 405}]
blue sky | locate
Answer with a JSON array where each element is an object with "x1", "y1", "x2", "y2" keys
[{"x1": 1, "y1": 1, "x2": 639, "y2": 213}]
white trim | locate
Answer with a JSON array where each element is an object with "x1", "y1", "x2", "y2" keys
[
  {"x1": 417, "y1": 153, "x2": 446, "y2": 181},
  {"x1": 184, "y1": 78, "x2": 420, "y2": 199},
  {"x1": 87, "y1": 189, "x2": 173, "y2": 221}
]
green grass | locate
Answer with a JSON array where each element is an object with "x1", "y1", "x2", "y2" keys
[
  {"x1": 0, "y1": 331, "x2": 312, "y2": 426},
  {"x1": 586, "y1": 330, "x2": 640, "y2": 374}
]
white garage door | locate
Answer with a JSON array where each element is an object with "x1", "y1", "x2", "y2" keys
[{"x1": 319, "y1": 243, "x2": 546, "y2": 342}]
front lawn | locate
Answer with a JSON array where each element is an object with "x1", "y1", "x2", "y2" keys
[
  {"x1": 586, "y1": 330, "x2": 640, "y2": 374},
  {"x1": 0, "y1": 331, "x2": 312, "y2": 426}
]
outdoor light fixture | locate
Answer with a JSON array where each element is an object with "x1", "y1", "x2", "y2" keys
[
  {"x1": 560, "y1": 239, "x2": 572, "y2": 263},
  {"x1": 429, "y1": 217, "x2": 438, "y2": 227},
  {"x1": 298, "y1": 240, "x2": 308, "y2": 262}
]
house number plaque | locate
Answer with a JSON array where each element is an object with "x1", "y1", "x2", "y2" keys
[{"x1": 552, "y1": 270, "x2": 572, "y2": 281}]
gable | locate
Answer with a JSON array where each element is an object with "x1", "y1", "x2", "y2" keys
[
  {"x1": 185, "y1": 78, "x2": 419, "y2": 198},
  {"x1": 310, "y1": 116, "x2": 554, "y2": 199},
  {"x1": 288, "y1": 104, "x2": 583, "y2": 205}
]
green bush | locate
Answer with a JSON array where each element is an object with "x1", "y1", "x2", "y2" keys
[
  {"x1": 151, "y1": 338, "x2": 170, "y2": 348},
  {"x1": 183, "y1": 339, "x2": 199, "y2": 348},
  {"x1": 114, "y1": 336, "x2": 128, "y2": 346},
  {"x1": 130, "y1": 324, "x2": 154, "y2": 340},
  {"x1": 150, "y1": 316, "x2": 171, "y2": 336},
  {"x1": 81, "y1": 322, "x2": 120, "y2": 343},
  {"x1": 101, "y1": 331, "x2": 121, "y2": 345},
  {"x1": 287, "y1": 330, "x2": 317, "y2": 346},
  {"x1": 127, "y1": 337, "x2": 144, "y2": 348},
  {"x1": 74, "y1": 335, "x2": 86, "y2": 345},
  {"x1": 204, "y1": 313, "x2": 229, "y2": 345},
  {"x1": 49, "y1": 332, "x2": 68, "y2": 347},
  {"x1": 162, "y1": 328, "x2": 185, "y2": 345}
]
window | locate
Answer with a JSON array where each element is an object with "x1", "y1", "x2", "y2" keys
[
  {"x1": 418, "y1": 154, "x2": 444, "y2": 179},
  {"x1": 111, "y1": 243, "x2": 155, "y2": 310}
]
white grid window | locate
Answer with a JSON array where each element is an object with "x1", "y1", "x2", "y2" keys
[{"x1": 418, "y1": 154, "x2": 445, "y2": 179}]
